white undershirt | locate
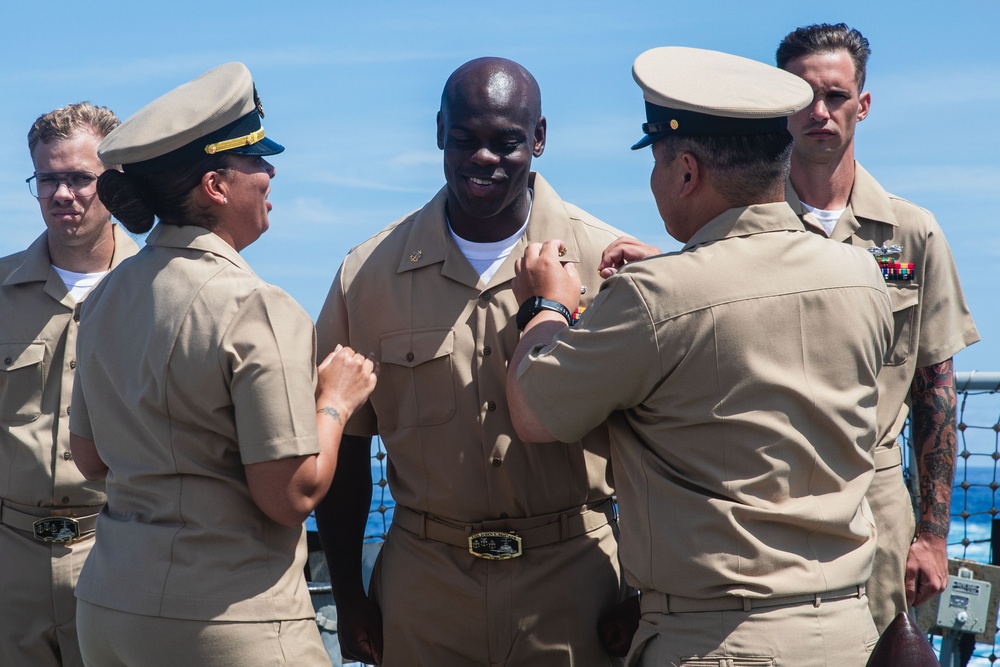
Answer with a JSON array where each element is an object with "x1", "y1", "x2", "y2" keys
[
  {"x1": 801, "y1": 202, "x2": 846, "y2": 237},
  {"x1": 52, "y1": 266, "x2": 108, "y2": 303},
  {"x1": 448, "y1": 189, "x2": 533, "y2": 284}
]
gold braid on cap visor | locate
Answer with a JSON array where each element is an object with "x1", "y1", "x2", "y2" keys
[{"x1": 204, "y1": 127, "x2": 266, "y2": 155}]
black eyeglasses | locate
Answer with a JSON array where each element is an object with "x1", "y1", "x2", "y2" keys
[{"x1": 26, "y1": 171, "x2": 99, "y2": 199}]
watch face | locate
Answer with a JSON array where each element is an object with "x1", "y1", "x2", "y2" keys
[{"x1": 516, "y1": 296, "x2": 542, "y2": 331}]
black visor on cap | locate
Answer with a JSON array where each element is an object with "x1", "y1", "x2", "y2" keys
[
  {"x1": 229, "y1": 135, "x2": 284, "y2": 157},
  {"x1": 632, "y1": 101, "x2": 789, "y2": 149},
  {"x1": 123, "y1": 111, "x2": 284, "y2": 175}
]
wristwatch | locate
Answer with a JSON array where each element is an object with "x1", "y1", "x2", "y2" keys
[{"x1": 516, "y1": 296, "x2": 576, "y2": 331}]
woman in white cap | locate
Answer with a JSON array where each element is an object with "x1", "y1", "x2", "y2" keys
[{"x1": 68, "y1": 62, "x2": 377, "y2": 666}]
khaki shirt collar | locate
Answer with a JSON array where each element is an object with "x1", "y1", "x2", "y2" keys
[
  {"x1": 2, "y1": 231, "x2": 54, "y2": 286},
  {"x1": 395, "y1": 172, "x2": 583, "y2": 288},
  {"x1": 684, "y1": 202, "x2": 803, "y2": 251},
  {"x1": 2, "y1": 225, "x2": 139, "y2": 302},
  {"x1": 146, "y1": 223, "x2": 257, "y2": 277},
  {"x1": 785, "y1": 162, "x2": 898, "y2": 242},
  {"x1": 846, "y1": 163, "x2": 898, "y2": 227}
]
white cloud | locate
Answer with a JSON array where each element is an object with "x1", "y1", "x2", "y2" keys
[
  {"x1": 875, "y1": 65, "x2": 1000, "y2": 107},
  {"x1": 876, "y1": 165, "x2": 1000, "y2": 200},
  {"x1": 389, "y1": 151, "x2": 441, "y2": 168}
]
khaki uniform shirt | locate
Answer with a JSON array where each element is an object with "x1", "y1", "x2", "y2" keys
[
  {"x1": 787, "y1": 164, "x2": 979, "y2": 450},
  {"x1": 1, "y1": 225, "x2": 137, "y2": 509},
  {"x1": 516, "y1": 203, "x2": 893, "y2": 600},
  {"x1": 70, "y1": 224, "x2": 319, "y2": 622},
  {"x1": 317, "y1": 172, "x2": 621, "y2": 520}
]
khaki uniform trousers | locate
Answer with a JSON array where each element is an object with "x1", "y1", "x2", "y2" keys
[
  {"x1": 866, "y1": 445, "x2": 916, "y2": 633},
  {"x1": 0, "y1": 523, "x2": 93, "y2": 667},
  {"x1": 76, "y1": 600, "x2": 329, "y2": 667},
  {"x1": 628, "y1": 594, "x2": 878, "y2": 667},
  {"x1": 371, "y1": 518, "x2": 625, "y2": 666}
]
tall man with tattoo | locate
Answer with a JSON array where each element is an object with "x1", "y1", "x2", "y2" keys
[{"x1": 776, "y1": 23, "x2": 980, "y2": 631}]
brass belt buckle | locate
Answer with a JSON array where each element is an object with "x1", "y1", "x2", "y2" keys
[
  {"x1": 33, "y1": 516, "x2": 81, "y2": 543},
  {"x1": 468, "y1": 531, "x2": 522, "y2": 560}
]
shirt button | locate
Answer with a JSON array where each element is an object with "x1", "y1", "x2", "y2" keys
[
  {"x1": 481, "y1": 292, "x2": 492, "y2": 302},
  {"x1": 3, "y1": 357, "x2": 10, "y2": 365},
  {"x1": 483, "y1": 346, "x2": 492, "y2": 356},
  {"x1": 405, "y1": 352, "x2": 414, "y2": 362},
  {"x1": 69, "y1": 360, "x2": 77, "y2": 369},
  {"x1": 61, "y1": 496, "x2": 70, "y2": 504},
  {"x1": 63, "y1": 451, "x2": 73, "y2": 460},
  {"x1": 66, "y1": 407, "x2": 71, "y2": 415},
  {"x1": 492, "y1": 457, "x2": 502, "y2": 467},
  {"x1": 73, "y1": 312, "x2": 80, "y2": 322},
  {"x1": 486, "y1": 401, "x2": 496, "y2": 412}
]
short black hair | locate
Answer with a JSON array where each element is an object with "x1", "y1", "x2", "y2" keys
[
  {"x1": 657, "y1": 131, "x2": 793, "y2": 206},
  {"x1": 776, "y1": 23, "x2": 871, "y2": 89}
]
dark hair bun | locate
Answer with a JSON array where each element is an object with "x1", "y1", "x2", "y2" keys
[{"x1": 97, "y1": 170, "x2": 155, "y2": 234}]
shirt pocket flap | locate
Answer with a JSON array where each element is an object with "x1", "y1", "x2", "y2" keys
[
  {"x1": 380, "y1": 328, "x2": 455, "y2": 368},
  {"x1": 886, "y1": 282, "x2": 919, "y2": 313},
  {"x1": 883, "y1": 282, "x2": 919, "y2": 367},
  {"x1": 0, "y1": 341, "x2": 45, "y2": 372}
]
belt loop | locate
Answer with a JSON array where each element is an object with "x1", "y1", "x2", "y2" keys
[
  {"x1": 857, "y1": 584, "x2": 865, "y2": 599},
  {"x1": 418, "y1": 512, "x2": 427, "y2": 540},
  {"x1": 814, "y1": 593, "x2": 822, "y2": 608},
  {"x1": 742, "y1": 598, "x2": 752, "y2": 612},
  {"x1": 559, "y1": 512, "x2": 569, "y2": 542},
  {"x1": 664, "y1": 593, "x2": 671, "y2": 615}
]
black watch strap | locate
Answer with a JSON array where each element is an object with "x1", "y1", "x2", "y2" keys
[{"x1": 516, "y1": 296, "x2": 575, "y2": 331}]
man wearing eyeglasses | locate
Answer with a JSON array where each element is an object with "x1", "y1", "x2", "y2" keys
[{"x1": 0, "y1": 102, "x2": 138, "y2": 667}]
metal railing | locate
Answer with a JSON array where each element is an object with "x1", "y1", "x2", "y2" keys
[{"x1": 924, "y1": 372, "x2": 1000, "y2": 666}]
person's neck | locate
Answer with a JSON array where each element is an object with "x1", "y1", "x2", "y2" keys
[
  {"x1": 447, "y1": 194, "x2": 531, "y2": 243},
  {"x1": 48, "y1": 233, "x2": 115, "y2": 274},
  {"x1": 789, "y1": 149, "x2": 856, "y2": 211}
]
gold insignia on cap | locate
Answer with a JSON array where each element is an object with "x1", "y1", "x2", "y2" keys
[
  {"x1": 409, "y1": 250, "x2": 423, "y2": 262},
  {"x1": 205, "y1": 128, "x2": 266, "y2": 155},
  {"x1": 253, "y1": 85, "x2": 265, "y2": 118},
  {"x1": 670, "y1": 119, "x2": 679, "y2": 130}
]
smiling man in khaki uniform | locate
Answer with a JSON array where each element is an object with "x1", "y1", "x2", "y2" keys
[
  {"x1": 776, "y1": 23, "x2": 980, "y2": 632},
  {"x1": 0, "y1": 103, "x2": 137, "y2": 667},
  {"x1": 315, "y1": 57, "x2": 627, "y2": 666},
  {"x1": 508, "y1": 47, "x2": 893, "y2": 666}
]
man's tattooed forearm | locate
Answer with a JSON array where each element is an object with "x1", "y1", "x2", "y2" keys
[
  {"x1": 918, "y1": 438, "x2": 953, "y2": 539},
  {"x1": 317, "y1": 406, "x2": 344, "y2": 424},
  {"x1": 910, "y1": 360, "x2": 957, "y2": 539}
]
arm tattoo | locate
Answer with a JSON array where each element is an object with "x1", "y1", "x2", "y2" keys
[
  {"x1": 910, "y1": 359, "x2": 957, "y2": 540},
  {"x1": 317, "y1": 406, "x2": 344, "y2": 425}
]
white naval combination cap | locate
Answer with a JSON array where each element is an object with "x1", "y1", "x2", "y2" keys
[{"x1": 631, "y1": 46, "x2": 813, "y2": 149}]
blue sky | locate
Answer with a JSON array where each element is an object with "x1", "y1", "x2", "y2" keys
[{"x1": 1, "y1": 1, "x2": 996, "y2": 371}]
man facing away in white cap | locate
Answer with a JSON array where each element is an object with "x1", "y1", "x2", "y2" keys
[
  {"x1": 776, "y1": 22, "x2": 979, "y2": 634},
  {"x1": 507, "y1": 46, "x2": 893, "y2": 665},
  {"x1": 0, "y1": 103, "x2": 138, "y2": 667}
]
